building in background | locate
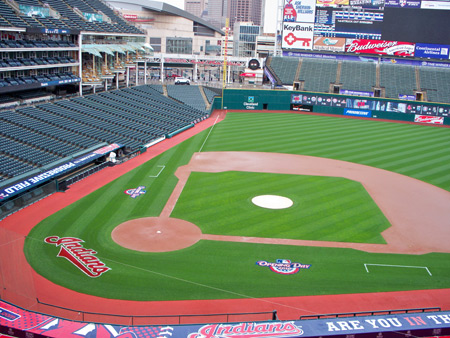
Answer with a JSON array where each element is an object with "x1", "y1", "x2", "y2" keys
[
  {"x1": 108, "y1": 0, "x2": 223, "y2": 55},
  {"x1": 185, "y1": 0, "x2": 208, "y2": 18},
  {"x1": 203, "y1": 0, "x2": 228, "y2": 31},
  {"x1": 228, "y1": 0, "x2": 265, "y2": 31},
  {"x1": 233, "y1": 21, "x2": 263, "y2": 57}
]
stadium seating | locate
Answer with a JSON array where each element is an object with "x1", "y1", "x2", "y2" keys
[
  {"x1": 299, "y1": 58, "x2": 338, "y2": 93},
  {"x1": 0, "y1": 0, "x2": 144, "y2": 34},
  {"x1": 203, "y1": 87, "x2": 220, "y2": 104},
  {"x1": 166, "y1": 85, "x2": 208, "y2": 112},
  {"x1": 340, "y1": 61, "x2": 377, "y2": 93},
  {"x1": 419, "y1": 67, "x2": 450, "y2": 104},
  {"x1": 269, "y1": 56, "x2": 300, "y2": 85},
  {"x1": 380, "y1": 63, "x2": 417, "y2": 99},
  {"x1": 0, "y1": 84, "x2": 208, "y2": 181}
]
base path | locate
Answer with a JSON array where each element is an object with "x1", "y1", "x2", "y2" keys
[{"x1": 113, "y1": 151, "x2": 450, "y2": 255}]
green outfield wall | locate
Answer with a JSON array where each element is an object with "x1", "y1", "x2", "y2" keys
[{"x1": 221, "y1": 89, "x2": 450, "y2": 126}]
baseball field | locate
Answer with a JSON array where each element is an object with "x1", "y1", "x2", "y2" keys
[{"x1": 23, "y1": 111, "x2": 450, "y2": 315}]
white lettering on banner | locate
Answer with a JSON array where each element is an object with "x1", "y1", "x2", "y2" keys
[
  {"x1": 428, "y1": 314, "x2": 450, "y2": 324},
  {"x1": 243, "y1": 102, "x2": 258, "y2": 110},
  {"x1": 326, "y1": 317, "x2": 411, "y2": 332},
  {"x1": 414, "y1": 115, "x2": 444, "y2": 124},
  {"x1": 385, "y1": 44, "x2": 415, "y2": 55},
  {"x1": 347, "y1": 40, "x2": 398, "y2": 53}
]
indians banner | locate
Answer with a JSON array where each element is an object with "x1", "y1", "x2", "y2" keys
[{"x1": 2, "y1": 300, "x2": 450, "y2": 338}]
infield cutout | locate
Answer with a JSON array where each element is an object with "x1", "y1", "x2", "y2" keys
[{"x1": 252, "y1": 195, "x2": 293, "y2": 209}]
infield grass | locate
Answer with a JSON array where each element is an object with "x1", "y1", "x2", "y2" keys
[
  {"x1": 171, "y1": 171, "x2": 390, "y2": 243},
  {"x1": 24, "y1": 112, "x2": 450, "y2": 301}
]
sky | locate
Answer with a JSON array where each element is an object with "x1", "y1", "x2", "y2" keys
[{"x1": 160, "y1": 0, "x2": 279, "y2": 33}]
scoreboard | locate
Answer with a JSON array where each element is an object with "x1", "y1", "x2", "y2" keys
[{"x1": 281, "y1": 0, "x2": 450, "y2": 59}]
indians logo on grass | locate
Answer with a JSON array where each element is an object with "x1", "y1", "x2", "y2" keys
[
  {"x1": 188, "y1": 321, "x2": 303, "y2": 338},
  {"x1": 45, "y1": 236, "x2": 111, "y2": 278},
  {"x1": 256, "y1": 259, "x2": 311, "y2": 275},
  {"x1": 124, "y1": 186, "x2": 146, "y2": 198}
]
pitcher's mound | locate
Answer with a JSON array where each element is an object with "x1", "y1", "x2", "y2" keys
[{"x1": 111, "y1": 217, "x2": 202, "y2": 252}]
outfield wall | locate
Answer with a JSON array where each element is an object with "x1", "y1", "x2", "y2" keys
[{"x1": 222, "y1": 89, "x2": 450, "y2": 126}]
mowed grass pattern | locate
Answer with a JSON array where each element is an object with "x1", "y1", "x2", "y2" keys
[
  {"x1": 204, "y1": 113, "x2": 450, "y2": 191},
  {"x1": 171, "y1": 172, "x2": 390, "y2": 243},
  {"x1": 24, "y1": 112, "x2": 450, "y2": 301}
]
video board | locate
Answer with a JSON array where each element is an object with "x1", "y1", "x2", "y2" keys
[{"x1": 282, "y1": 0, "x2": 450, "y2": 59}]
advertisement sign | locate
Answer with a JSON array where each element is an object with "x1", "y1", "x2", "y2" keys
[
  {"x1": 240, "y1": 73, "x2": 256, "y2": 77},
  {"x1": 398, "y1": 94, "x2": 416, "y2": 100},
  {"x1": 384, "y1": 0, "x2": 421, "y2": 7},
  {"x1": 313, "y1": 37, "x2": 346, "y2": 51},
  {"x1": 284, "y1": 0, "x2": 317, "y2": 23},
  {"x1": 292, "y1": 94, "x2": 303, "y2": 103},
  {"x1": 349, "y1": 0, "x2": 384, "y2": 8},
  {"x1": 414, "y1": 115, "x2": 444, "y2": 124},
  {"x1": 386, "y1": 101, "x2": 407, "y2": 113},
  {"x1": 282, "y1": 23, "x2": 315, "y2": 50},
  {"x1": 415, "y1": 43, "x2": 450, "y2": 58},
  {"x1": 340, "y1": 89, "x2": 374, "y2": 97},
  {"x1": 346, "y1": 39, "x2": 415, "y2": 56},
  {"x1": 344, "y1": 108, "x2": 372, "y2": 117},
  {"x1": 316, "y1": 0, "x2": 349, "y2": 6},
  {"x1": 421, "y1": 0, "x2": 450, "y2": 9},
  {"x1": 0, "y1": 143, "x2": 122, "y2": 200},
  {"x1": 421, "y1": 104, "x2": 439, "y2": 115},
  {"x1": 346, "y1": 98, "x2": 376, "y2": 109},
  {"x1": 19, "y1": 4, "x2": 49, "y2": 17}
]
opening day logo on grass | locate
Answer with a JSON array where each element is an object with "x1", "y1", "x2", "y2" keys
[
  {"x1": 124, "y1": 186, "x2": 146, "y2": 198},
  {"x1": 45, "y1": 236, "x2": 111, "y2": 278},
  {"x1": 256, "y1": 259, "x2": 311, "y2": 275}
]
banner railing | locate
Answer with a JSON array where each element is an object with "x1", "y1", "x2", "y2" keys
[{"x1": 36, "y1": 299, "x2": 278, "y2": 325}]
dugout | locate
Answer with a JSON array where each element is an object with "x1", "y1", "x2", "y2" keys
[{"x1": 222, "y1": 89, "x2": 450, "y2": 126}]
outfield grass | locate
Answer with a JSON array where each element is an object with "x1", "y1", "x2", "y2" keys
[{"x1": 24, "y1": 112, "x2": 450, "y2": 301}]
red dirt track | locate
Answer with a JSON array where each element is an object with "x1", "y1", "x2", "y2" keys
[{"x1": 1, "y1": 110, "x2": 450, "y2": 324}]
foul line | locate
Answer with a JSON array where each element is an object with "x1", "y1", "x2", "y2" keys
[
  {"x1": 149, "y1": 165, "x2": 165, "y2": 178},
  {"x1": 102, "y1": 256, "x2": 321, "y2": 315},
  {"x1": 364, "y1": 263, "x2": 432, "y2": 276},
  {"x1": 198, "y1": 114, "x2": 220, "y2": 153}
]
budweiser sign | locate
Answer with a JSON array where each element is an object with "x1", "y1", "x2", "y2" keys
[
  {"x1": 346, "y1": 39, "x2": 415, "y2": 56},
  {"x1": 45, "y1": 236, "x2": 111, "y2": 278},
  {"x1": 187, "y1": 321, "x2": 304, "y2": 338},
  {"x1": 414, "y1": 115, "x2": 444, "y2": 125}
]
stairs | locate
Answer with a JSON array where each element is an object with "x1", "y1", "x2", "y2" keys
[{"x1": 199, "y1": 86, "x2": 212, "y2": 110}]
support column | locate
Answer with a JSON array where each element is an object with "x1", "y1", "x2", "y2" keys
[
  {"x1": 135, "y1": 61, "x2": 138, "y2": 86},
  {"x1": 78, "y1": 33, "x2": 83, "y2": 96},
  {"x1": 161, "y1": 58, "x2": 164, "y2": 84},
  {"x1": 144, "y1": 60, "x2": 147, "y2": 85}
]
